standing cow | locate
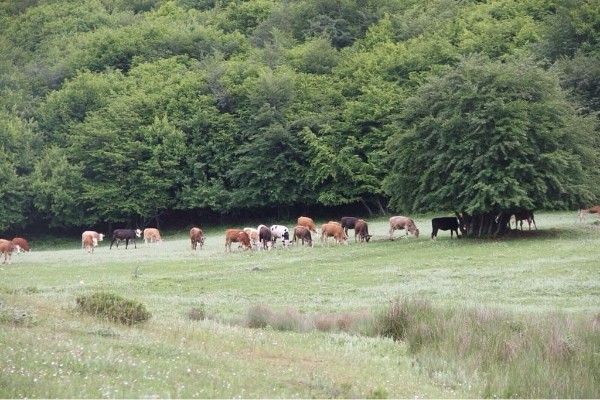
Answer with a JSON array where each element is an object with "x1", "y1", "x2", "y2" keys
[
  {"x1": 12, "y1": 237, "x2": 31, "y2": 253},
  {"x1": 389, "y1": 216, "x2": 420, "y2": 240},
  {"x1": 578, "y1": 205, "x2": 600, "y2": 222},
  {"x1": 243, "y1": 227, "x2": 260, "y2": 249},
  {"x1": 143, "y1": 228, "x2": 162, "y2": 244},
  {"x1": 270, "y1": 225, "x2": 291, "y2": 247},
  {"x1": 297, "y1": 217, "x2": 318, "y2": 233},
  {"x1": 431, "y1": 217, "x2": 462, "y2": 239},
  {"x1": 81, "y1": 231, "x2": 104, "y2": 248},
  {"x1": 321, "y1": 222, "x2": 348, "y2": 245},
  {"x1": 340, "y1": 217, "x2": 360, "y2": 239},
  {"x1": 293, "y1": 226, "x2": 313, "y2": 247},
  {"x1": 354, "y1": 219, "x2": 372, "y2": 243},
  {"x1": 511, "y1": 210, "x2": 537, "y2": 231},
  {"x1": 110, "y1": 229, "x2": 142, "y2": 249},
  {"x1": 0, "y1": 239, "x2": 16, "y2": 264},
  {"x1": 258, "y1": 225, "x2": 273, "y2": 250},
  {"x1": 225, "y1": 229, "x2": 252, "y2": 252},
  {"x1": 190, "y1": 227, "x2": 205, "y2": 250},
  {"x1": 82, "y1": 233, "x2": 96, "y2": 253}
]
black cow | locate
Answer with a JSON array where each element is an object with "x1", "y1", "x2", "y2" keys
[
  {"x1": 110, "y1": 229, "x2": 142, "y2": 249},
  {"x1": 431, "y1": 217, "x2": 462, "y2": 239},
  {"x1": 511, "y1": 210, "x2": 537, "y2": 230},
  {"x1": 340, "y1": 216, "x2": 359, "y2": 237}
]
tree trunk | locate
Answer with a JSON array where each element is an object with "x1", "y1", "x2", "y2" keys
[
  {"x1": 359, "y1": 198, "x2": 374, "y2": 216},
  {"x1": 375, "y1": 198, "x2": 387, "y2": 215}
]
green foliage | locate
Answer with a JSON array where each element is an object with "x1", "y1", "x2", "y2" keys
[{"x1": 76, "y1": 291, "x2": 151, "y2": 325}]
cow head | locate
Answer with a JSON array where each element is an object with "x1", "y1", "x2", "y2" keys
[
  {"x1": 365, "y1": 234, "x2": 372, "y2": 243},
  {"x1": 98, "y1": 233, "x2": 105, "y2": 241},
  {"x1": 135, "y1": 229, "x2": 142, "y2": 237}
]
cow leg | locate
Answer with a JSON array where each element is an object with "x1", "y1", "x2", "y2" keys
[
  {"x1": 133, "y1": 239, "x2": 136, "y2": 249},
  {"x1": 432, "y1": 228, "x2": 438, "y2": 240},
  {"x1": 110, "y1": 239, "x2": 116, "y2": 249},
  {"x1": 389, "y1": 227, "x2": 394, "y2": 240}
]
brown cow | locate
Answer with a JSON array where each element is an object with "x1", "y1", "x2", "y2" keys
[
  {"x1": 81, "y1": 231, "x2": 104, "y2": 248},
  {"x1": 143, "y1": 228, "x2": 162, "y2": 244},
  {"x1": 578, "y1": 205, "x2": 600, "y2": 222},
  {"x1": 511, "y1": 210, "x2": 537, "y2": 230},
  {"x1": 82, "y1": 233, "x2": 95, "y2": 253},
  {"x1": 12, "y1": 237, "x2": 31, "y2": 252},
  {"x1": 0, "y1": 239, "x2": 16, "y2": 264},
  {"x1": 225, "y1": 229, "x2": 252, "y2": 252},
  {"x1": 243, "y1": 227, "x2": 260, "y2": 249},
  {"x1": 258, "y1": 225, "x2": 273, "y2": 250},
  {"x1": 293, "y1": 226, "x2": 313, "y2": 246},
  {"x1": 354, "y1": 219, "x2": 372, "y2": 243},
  {"x1": 190, "y1": 227, "x2": 205, "y2": 250},
  {"x1": 389, "y1": 216, "x2": 420, "y2": 240},
  {"x1": 321, "y1": 222, "x2": 347, "y2": 245},
  {"x1": 297, "y1": 216, "x2": 317, "y2": 233}
]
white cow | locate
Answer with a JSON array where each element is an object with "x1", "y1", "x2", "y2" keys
[{"x1": 270, "y1": 225, "x2": 291, "y2": 247}]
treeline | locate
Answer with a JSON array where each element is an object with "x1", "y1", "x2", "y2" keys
[{"x1": 0, "y1": 0, "x2": 599, "y2": 233}]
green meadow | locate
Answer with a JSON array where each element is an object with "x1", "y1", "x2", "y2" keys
[{"x1": 1, "y1": 211, "x2": 599, "y2": 398}]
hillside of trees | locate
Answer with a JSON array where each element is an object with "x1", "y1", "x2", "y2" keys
[{"x1": 1, "y1": 0, "x2": 599, "y2": 233}]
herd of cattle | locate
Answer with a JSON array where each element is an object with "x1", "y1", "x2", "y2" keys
[{"x1": 1, "y1": 206, "x2": 599, "y2": 263}]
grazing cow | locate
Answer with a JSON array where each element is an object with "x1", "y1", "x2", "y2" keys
[
  {"x1": 293, "y1": 226, "x2": 312, "y2": 246},
  {"x1": 82, "y1": 233, "x2": 95, "y2": 253},
  {"x1": 389, "y1": 216, "x2": 420, "y2": 240},
  {"x1": 81, "y1": 231, "x2": 104, "y2": 248},
  {"x1": 190, "y1": 227, "x2": 205, "y2": 250},
  {"x1": 270, "y1": 225, "x2": 291, "y2": 247},
  {"x1": 12, "y1": 237, "x2": 31, "y2": 253},
  {"x1": 578, "y1": 205, "x2": 600, "y2": 222},
  {"x1": 225, "y1": 229, "x2": 252, "y2": 252},
  {"x1": 258, "y1": 225, "x2": 273, "y2": 250},
  {"x1": 354, "y1": 219, "x2": 372, "y2": 243},
  {"x1": 143, "y1": 228, "x2": 162, "y2": 244},
  {"x1": 431, "y1": 217, "x2": 462, "y2": 239},
  {"x1": 0, "y1": 239, "x2": 16, "y2": 264},
  {"x1": 109, "y1": 229, "x2": 142, "y2": 249},
  {"x1": 511, "y1": 210, "x2": 537, "y2": 230},
  {"x1": 321, "y1": 222, "x2": 348, "y2": 245},
  {"x1": 297, "y1": 216, "x2": 318, "y2": 233},
  {"x1": 340, "y1": 217, "x2": 359, "y2": 239},
  {"x1": 243, "y1": 227, "x2": 260, "y2": 249}
]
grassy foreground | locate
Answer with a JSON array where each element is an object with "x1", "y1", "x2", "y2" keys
[{"x1": 0, "y1": 211, "x2": 599, "y2": 398}]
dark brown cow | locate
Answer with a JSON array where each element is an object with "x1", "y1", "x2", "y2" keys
[
  {"x1": 258, "y1": 225, "x2": 273, "y2": 250},
  {"x1": 190, "y1": 227, "x2": 205, "y2": 250},
  {"x1": 225, "y1": 229, "x2": 252, "y2": 252},
  {"x1": 340, "y1": 217, "x2": 359, "y2": 239},
  {"x1": 0, "y1": 239, "x2": 16, "y2": 264},
  {"x1": 321, "y1": 222, "x2": 347, "y2": 245},
  {"x1": 511, "y1": 210, "x2": 537, "y2": 230},
  {"x1": 354, "y1": 219, "x2": 372, "y2": 243},
  {"x1": 297, "y1": 216, "x2": 317, "y2": 233},
  {"x1": 12, "y1": 237, "x2": 31, "y2": 252},
  {"x1": 293, "y1": 226, "x2": 312, "y2": 246}
]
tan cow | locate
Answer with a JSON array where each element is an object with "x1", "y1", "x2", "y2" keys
[
  {"x1": 243, "y1": 227, "x2": 260, "y2": 249},
  {"x1": 12, "y1": 237, "x2": 31, "y2": 253},
  {"x1": 225, "y1": 229, "x2": 252, "y2": 252},
  {"x1": 297, "y1": 216, "x2": 317, "y2": 233},
  {"x1": 293, "y1": 225, "x2": 313, "y2": 246},
  {"x1": 81, "y1": 231, "x2": 104, "y2": 248},
  {"x1": 190, "y1": 227, "x2": 205, "y2": 250},
  {"x1": 0, "y1": 239, "x2": 16, "y2": 264},
  {"x1": 143, "y1": 228, "x2": 162, "y2": 244},
  {"x1": 321, "y1": 222, "x2": 348, "y2": 245},
  {"x1": 578, "y1": 205, "x2": 600, "y2": 222},
  {"x1": 389, "y1": 216, "x2": 420, "y2": 240},
  {"x1": 82, "y1": 233, "x2": 95, "y2": 253}
]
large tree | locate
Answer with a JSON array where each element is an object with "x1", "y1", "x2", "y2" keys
[{"x1": 384, "y1": 55, "x2": 597, "y2": 236}]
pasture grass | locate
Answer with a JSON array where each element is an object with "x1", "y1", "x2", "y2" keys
[{"x1": 0, "y1": 211, "x2": 599, "y2": 397}]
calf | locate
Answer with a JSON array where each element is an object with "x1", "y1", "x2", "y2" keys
[
  {"x1": 270, "y1": 225, "x2": 291, "y2": 247},
  {"x1": 293, "y1": 226, "x2": 312, "y2": 246},
  {"x1": 511, "y1": 210, "x2": 537, "y2": 230},
  {"x1": 190, "y1": 227, "x2": 205, "y2": 250},
  {"x1": 82, "y1": 233, "x2": 95, "y2": 253},
  {"x1": 0, "y1": 239, "x2": 16, "y2": 264},
  {"x1": 297, "y1": 216, "x2": 317, "y2": 233},
  {"x1": 354, "y1": 219, "x2": 372, "y2": 243},
  {"x1": 321, "y1": 222, "x2": 348, "y2": 245},
  {"x1": 431, "y1": 217, "x2": 461, "y2": 239},
  {"x1": 243, "y1": 227, "x2": 260, "y2": 249},
  {"x1": 110, "y1": 228, "x2": 142, "y2": 249},
  {"x1": 81, "y1": 231, "x2": 104, "y2": 248},
  {"x1": 258, "y1": 225, "x2": 273, "y2": 250},
  {"x1": 12, "y1": 237, "x2": 31, "y2": 253},
  {"x1": 389, "y1": 216, "x2": 420, "y2": 240},
  {"x1": 225, "y1": 229, "x2": 252, "y2": 252},
  {"x1": 578, "y1": 205, "x2": 600, "y2": 222},
  {"x1": 143, "y1": 228, "x2": 162, "y2": 244},
  {"x1": 340, "y1": 217, "x2": 359, "y2": 239}
]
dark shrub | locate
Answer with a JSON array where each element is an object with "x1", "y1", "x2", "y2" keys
[{"x1": 76, "y1": 292, "x2": 151, "y2": 325}]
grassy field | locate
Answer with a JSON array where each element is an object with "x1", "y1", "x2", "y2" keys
[{"x1": 0, "y1": 211, "x2": 599, "y2": 398}]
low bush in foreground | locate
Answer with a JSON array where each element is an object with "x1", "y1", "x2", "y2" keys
[{"x1": 76, "y1": 292, "x2": 151, "y2": 325}]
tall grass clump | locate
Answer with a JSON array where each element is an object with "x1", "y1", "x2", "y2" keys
[
  {"x1": 76, "y1": 292, "x2": 151, "y2": 325},
  {"x1": 375, "y1": 298, "x2": 600, "y2": 398}
]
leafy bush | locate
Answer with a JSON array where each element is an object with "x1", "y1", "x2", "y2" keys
[{"x1": 76, "y1": 292, "x2": 151, "y2": 325}]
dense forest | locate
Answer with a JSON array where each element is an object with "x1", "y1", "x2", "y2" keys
[{"x1": 1, "y1": 0, "x2": 599, "y2": 233}]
